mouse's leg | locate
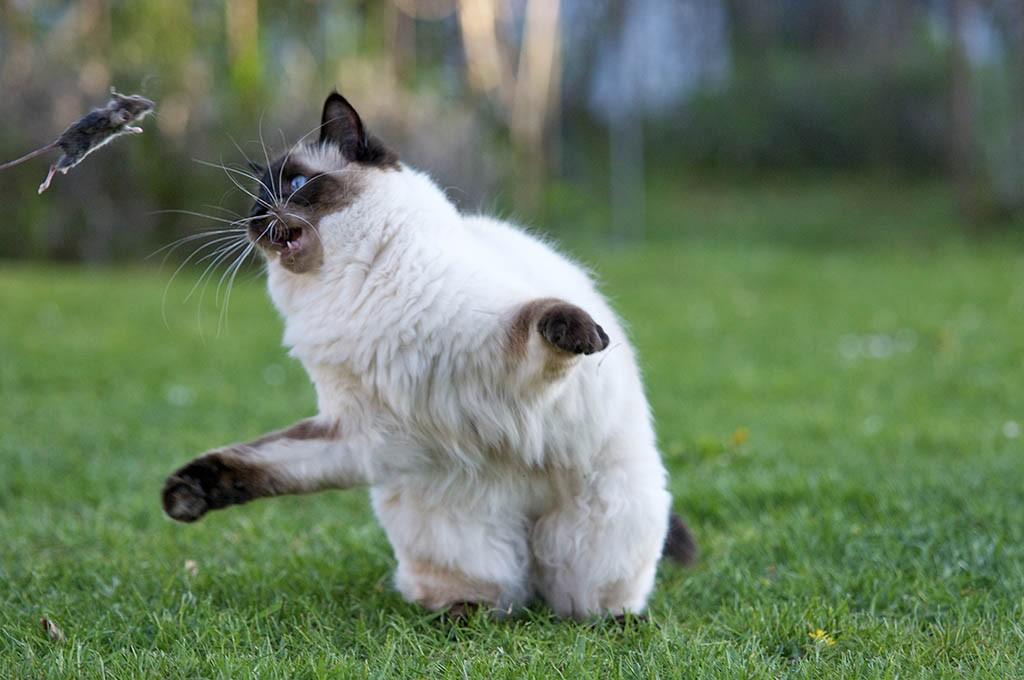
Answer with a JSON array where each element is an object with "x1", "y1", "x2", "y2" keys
[
  {"x1": 37, "y1": 165, "x2": 58, "y2": 194},
  {"x1": 125, "y1": 126, "x2": 144, "y2": 134}
]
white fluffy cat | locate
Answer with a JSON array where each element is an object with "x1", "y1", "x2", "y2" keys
[{"x1": 162, "y1": 92, "x2": 695, "y2": 619}]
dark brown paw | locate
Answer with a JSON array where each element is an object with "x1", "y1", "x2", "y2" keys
[
  {"x1": 161, "y1": 454, "x2": 258, "y2": 523},
  {"x1": 438, "y1": 601, "x2": 481, "y2": 625},
  {"x1": 162, "y1": 472, "x2": 210, "y2": 522},
  {"x1": 537, "y1": 304, "x2": 610, "y2": 355},
  {"x1": 612, "y1": 612, "x2": 649, "y2": 627}
]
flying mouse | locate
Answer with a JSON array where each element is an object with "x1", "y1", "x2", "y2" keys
[{"x1": 0, "y1": 89, "x2": 155, "y2": 194}]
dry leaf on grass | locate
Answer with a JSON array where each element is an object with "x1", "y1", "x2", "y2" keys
[{"x1": 40, "y1": 617, "x2": 64, "y2": 643}]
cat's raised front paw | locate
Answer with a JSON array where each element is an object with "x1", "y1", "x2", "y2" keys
[{"x1": 537, "y1": 304, "x2": 610, "y2": 355}]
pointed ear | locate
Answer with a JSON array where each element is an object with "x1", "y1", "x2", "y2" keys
[{"x1": 320, "y1": 92, "x2": 365, "y2": 161}]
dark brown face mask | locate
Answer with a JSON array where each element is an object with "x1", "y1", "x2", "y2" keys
[{"x1": 246, "y1": 91, "x2": 400, "y2": 274}]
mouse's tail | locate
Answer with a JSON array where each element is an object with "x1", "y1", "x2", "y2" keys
[
  {"x1": 662, "y1": 511, "x2": 699, "y2": 566},
  {"x1": 0, "y1": 141, "x2": 58, "y2": 171}
]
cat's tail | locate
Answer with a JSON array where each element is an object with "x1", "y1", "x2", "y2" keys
[{"x1": 662, "y1": 512, "x2": 698, "y2": 566}]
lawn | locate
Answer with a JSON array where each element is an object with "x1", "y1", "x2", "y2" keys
[{"x1": 2, "y1": 178, "x2": 1024, "y2": 678}]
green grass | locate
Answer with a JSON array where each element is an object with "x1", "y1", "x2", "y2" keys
[{"x1": 2, "y1": 179, "x2": 1024, "y2": 678}]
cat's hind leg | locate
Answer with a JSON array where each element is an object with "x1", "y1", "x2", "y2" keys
[
  {"x1": 372, "y1": 483, "x2": 532, "y2": 616},
  {"x1": 531, "y1": 452, "x2": 671, "y2": 619}
]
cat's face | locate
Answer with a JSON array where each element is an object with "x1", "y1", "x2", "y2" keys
[{"x1": 247, "y1": 93, "x2": 398, "y2": 274}]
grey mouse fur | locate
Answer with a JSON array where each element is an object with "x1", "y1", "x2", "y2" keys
[{"x1": 0, "y1": 89, "x2": 155, "y2": 194}]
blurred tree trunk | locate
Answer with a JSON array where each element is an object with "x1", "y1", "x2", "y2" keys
[
  {"x1": 456, "y1": 0, "x2": 561, "y2": 208},
  {"x1": 511, "y1": 0, "x2": 561, "y2": 208},
  {"x1": 948, "y1": 0, "x2": 980, "y2": 224},
  {"x1": 1000, "y1": 0, "x2": 1024, "y2": 215},
  {"x1": 391, "y1": 4, "x2": 417, "y2": 83},
  {"x1": 606, "y1": 0, "x2": 643, "y2": 242}
]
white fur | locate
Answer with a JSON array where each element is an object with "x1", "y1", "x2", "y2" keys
[{"x1": 263, "y1": 147, "x2": 671, "y2": 618}]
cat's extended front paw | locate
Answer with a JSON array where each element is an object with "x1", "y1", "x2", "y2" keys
[
  {"x1": 161, "y1": 453, "x2": 257, "y2": 523},
  {"x1": 162, "y1": 470, "x2": 210, "y2": 522},
  {"x1": 537, "y1": 304, "x2": 610, "y2": 355}
]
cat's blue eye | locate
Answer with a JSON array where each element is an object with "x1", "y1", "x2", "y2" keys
[{"x1": 289, "y1": 175, "x2": 308, "y2": 192}]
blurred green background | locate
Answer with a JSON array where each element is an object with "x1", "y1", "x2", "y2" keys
[{"x1": 0, "y1": 0, "x2": 1022, "y2": 261}]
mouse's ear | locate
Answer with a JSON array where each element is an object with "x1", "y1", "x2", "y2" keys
[{"x1": 320, "y1": 92, "x2": 364, "y2": 161}]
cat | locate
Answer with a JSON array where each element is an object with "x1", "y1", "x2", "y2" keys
[{"x1": 161, "y1": 92, "x2": 696, "y2": 619}]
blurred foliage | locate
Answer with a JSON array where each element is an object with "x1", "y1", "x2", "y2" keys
[
  {"x1": 671, "y1": 54, "x2": 949, "y2": 172},
  {"x1": 0, "y1": 0, "x2": 510, "y2": 262},
  {"x1": 0, "y1": 0, "x2": 1022, "y2": 262}
]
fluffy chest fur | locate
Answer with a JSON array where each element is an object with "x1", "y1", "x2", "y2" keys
[{"x1": 268, "y1": 167, "x2": 645, "y2": 482}]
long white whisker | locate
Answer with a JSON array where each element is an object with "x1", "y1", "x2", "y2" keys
[
  {"x1": 215, "y1": 236, "x2": 255, "y2": 304},
  {"x1": 194, "y1": 241, "x2": 248, "y2": 340},
  {"x1": 274, "y1": 116, "x2": 345, "y2": 210},
  {"x1": 223, "y1": 167, "x2": 278, "y2": 216},
  {"x1": 187, "y1": 239, "x2": 249, "y2": 304},
  {"x1": 281, "y1": 168, "x2": 348, "y2": 213},
  {"x1": 207, "y1": 218, "x2": 274, "y2": 307},
  {"x1": 160, "y1": 234, "x2": 246, "y2": 328},
  {"x1": 282, "y1": 211, "x2": 315, "y2": 230},
  {"x1": 257, "y1": 112, "x2": 275, "y2": 191},
  {"x1": 148, "y1": 227, "x2": 248, "y2": 261},
  {"x1": 166, "y1": 235, "x2": 246, "y2": 291},
  {"x1": 200, "y1": 219, "x2": 275, "y2": 336},
  {"x1": 277, "y1": 132, "x2": 291, "y2": 211},
  {"x1": 287, "y1": 116, "x2": 340, "y2": 153},
  {"x1": 239, "y1": 260, "x2": 268, "y2": 285},
  {"x1": 192, "y1": 158, "x2": 266, "y2": 198},
  {"x1": 228, "y1": 133, "x2": 265, "y2": 177},
  {"x1": 281, "y1": 211, "x2": 323, "y2": 248},
  {"x1": 200, "y1": 203, "x2": 244, "y2": 219},
  {"x1": 216, "y1": 239, "x2": 258, "y2": 336},
  {"x1": 149, "y1": 209, "x2": 258, "y2": 226},
  {"x1": 193, "y1": 159, "x2": 276, "y2": 212}
]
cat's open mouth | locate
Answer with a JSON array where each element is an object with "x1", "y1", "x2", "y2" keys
[
  {"x1": 247, "y1": 215, "x2": 323, "y2": 272},
  {"x1": 252, "y1": 222, "x2": 306, "y2": 254}
]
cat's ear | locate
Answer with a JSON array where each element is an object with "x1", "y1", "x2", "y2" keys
[
  {"x1": 319, "y1": 91, "x2": 399, "y2": 168},
  {"x1": 320, "y1": 91, "x2": 365, "y2": 161}
]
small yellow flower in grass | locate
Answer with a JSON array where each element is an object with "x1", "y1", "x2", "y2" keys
[
  {"x1": 730, "y1": 427, "x2": 749, "y2": 447},
  {"x1": 809, "y1": 628, "x2": 836, "y2": 646}
]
